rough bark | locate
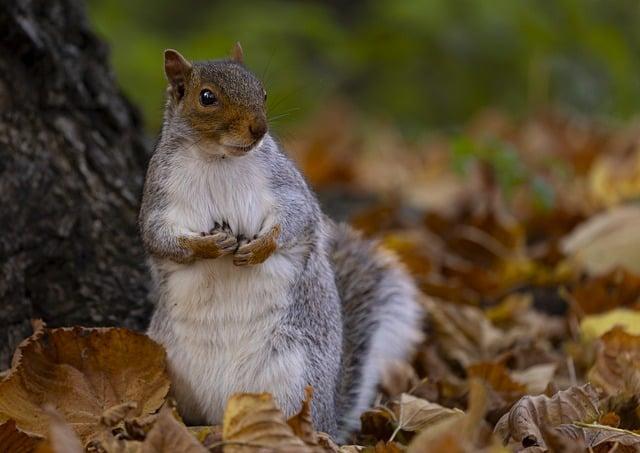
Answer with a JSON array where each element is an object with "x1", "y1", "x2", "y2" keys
[{"x1": 0, "y1": 0, "x2": 151, "y2": 367}]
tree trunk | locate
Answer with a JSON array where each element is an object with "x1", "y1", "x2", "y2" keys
[{"x1": 0, "y1": 0, "x2": 151, "y2": 367}]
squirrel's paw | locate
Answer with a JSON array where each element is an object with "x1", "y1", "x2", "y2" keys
[
  {"x1": 179, "y1": 228, "x2": 237, "y2": 260},
  {"x1": 233, "y1": 224, "x2": 281, "y2": 266},
  {"x1": 208, "y1": 221, "x2": 233, "y2": 236}
]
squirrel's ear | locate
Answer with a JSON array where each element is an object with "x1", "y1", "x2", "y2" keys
[
  {"x1": 230, "y1": 42, "x2": 244, "y2": 64},
  {"x1": 164, "y1": 49, "x2": 192, "y2": 96}
]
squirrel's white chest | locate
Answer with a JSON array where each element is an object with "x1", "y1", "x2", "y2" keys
[
  {"x1": 154, "y1": 153, "x2": 306, "y2": 424},
  {"x1": 166, "y1": 154, "x2": 275, "y2": 238}
]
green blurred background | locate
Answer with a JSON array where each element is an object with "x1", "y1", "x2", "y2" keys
[{"x1": 86, "y1": 0, "x2": 640, "y2": 136}]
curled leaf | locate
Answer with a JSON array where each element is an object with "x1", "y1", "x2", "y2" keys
[
  {"x1": 494, "y1": 384, "x2": 600, "y2": 449},
  {"x1": 0, "y1": 327, "x2": 170, "y2": 445},
  {"x1": 588, "y1": 326, "x2": 640, "y2": 396},
  {"x1": 36, "y1": 406, "x2": 83, "y2": 453},
  {"x1": 287, "y1": 386, "x2": 318, "y2": 446},
  {"x1": 222, "y1": 392, "x2": 311, "y2": 452},
  {"x1": 141, "y1": 406, "x2": 206, "y2": 453},
  {"x1": 556, "y1": 422, "x2": 640, "y2": 450}
]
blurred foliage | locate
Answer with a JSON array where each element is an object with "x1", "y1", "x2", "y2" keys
[{"x1": 86, "y1": 0, "x2": 640, "y2": 135}]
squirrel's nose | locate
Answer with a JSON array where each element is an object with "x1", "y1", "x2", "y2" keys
[{"x1": 249, "y1": 120, "x2": 267, "y2": 141}]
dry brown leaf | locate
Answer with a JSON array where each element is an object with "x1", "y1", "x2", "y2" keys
[
  {"x1": 588, "y1": 326, "x2": 640, "y2": 396},
  {"x1": 35, "y1": 406, "x2": 83, "y2": 453},
  {"x1": 561, "y1": 205, "x2": 640, "y2": 275},
  {"x1": 379, "y1": 360, "x2": 420, "y2": 399},
  {"x1": 0, "y1": 327, "x2": 170, "y2": 445},
  {"x1": 423, "y1": 298, "x2": 502, "y2": 368},
  {"x1": 360, "y1": 407, "x2": 396, "y2": 442},
  {"x1": 407, "y1": 379, "x2": 496, "y2": 453},
  {"x1": 287, "y1": 386, "x2": 318, "y2": 446},
  {"x1": 467, "y1": 362, "x2": 526, "y2": 404},
  {"x1": 222, "y1": 392, "x2": 312, "y2": 452},
  {"x1": 372, "y1": 440, "x2": 404, "y2": 452},
  {"x1": 556, "y1": 422, "x2": 640, "y2": 450},
  {"x1": 598, "y1": 412, "x2": 621, "y2": 428},
  {"x1": 141, "y1": 406, "x2": 207, "y2": 453},
  {"x1": 567, "y1": 268, "x2": 640, "y2": 315},
  {"x1": 589, "y1": 145, "x2": 640, "y2": 207},
  {"x1": 0, "y1": 419, "x2": 41, "y2": 453},
  {"x1": 511, "y1": 364, "x2": 557, "y2": 395},
  {"x1": 494, "y1": 383, "x2": 600, "y2": 449},
  {"x1": 390, "y1": 394, "x2": 465, "y2": 434}
]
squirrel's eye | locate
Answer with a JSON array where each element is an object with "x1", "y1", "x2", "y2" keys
[
  {"x1": 200, "y1": 89, "x2": 217, "y2": 106},
  {"x1": 263, "y1": 90, "x2": 267, "y2": 102}
]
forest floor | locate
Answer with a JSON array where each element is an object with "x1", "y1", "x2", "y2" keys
[{"x1": 2, "y1": 105, "x2": 640, "y2": 452}]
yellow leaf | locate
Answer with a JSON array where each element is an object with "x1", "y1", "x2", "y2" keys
[{"x1": 580, "y1": 308, "x2": 640, "y2": 342}]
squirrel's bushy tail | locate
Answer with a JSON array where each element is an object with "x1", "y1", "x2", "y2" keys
[{"x1": 328, "y1": 221, "x2": 424, "y2": 439}]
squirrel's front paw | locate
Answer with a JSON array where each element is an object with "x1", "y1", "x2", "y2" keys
[
  {"x1": 179, "y1": 225, "x2": 237, "y2": 260},
  {"x1": 233, "y1": 224, "x2": 281, "y2": 266}
]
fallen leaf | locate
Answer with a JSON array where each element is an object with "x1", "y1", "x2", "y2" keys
[
  {"x1": 598, "y1": 412, "x2": 621, "y2": 428},
  {"x1": 379, "y1": 360, "x2": 420, "y2": 399},
  {"x1": 494, "y1": 383, "x2": 600, "y2": 449},
  {"x1": 360, "y1": 407, "x2": 396, "y2": 442},
  {"x1": 222, "y1": 392, "x2": 311, "y2": 452},
  {"x1": 467, "y1": 363, "x2": 526, "y2": 404},
  {"x1": 141, "y1": 406, "x2": 207, "y2": 453},
  {"x1": 588, "y1": 326, "x2": 640, "y2": 396},
  {"x1": 287, "y1": 386, "x2": 318, "y2": 446},
  {"x1": 424, "y1": 298, "x2": 503, "y2": 368},
  {"x1": 391, "y1": 394, "x2": 465, "y2": 434},
  {"x1": 561, "y1": 205, "x2": 640, "y2": 275},
  {"x1": 580, "y1": 308, "x2": 640, "y2": 341},
  {"x1": 407, "y1": 379, "x2": 498, "y2": 453},
  {"x1": 0, "y1": 419, "x2": 41, "y2": 453},
  {"x1": 566, "y1": 268, "x2": 640, "y2": 315},
  {"x1": 189, "y1": 425, "x2": 223, "y2": 450},
  {"x1": 589, "y1": 144, "x2": 640, "y2": 207},
  {"x1": 556, "y1": 422, "x2": 640, "y2": 450},
  {"x1": 35, "y1": 406, "x2": 83, "y2": 453},
  {"x1": 372, "y1": 440, "x2": 404, "y2": 452},
  {"x1": 0, "y1": 327, "x2": 170, "y2": 445},
  {"x1": 510, "y1": 364, "x2": 557, "y2": 396}
]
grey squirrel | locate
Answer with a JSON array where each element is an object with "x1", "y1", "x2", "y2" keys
[{"x1": 140, "y1": 43, "x2": 423, "y2": 441}]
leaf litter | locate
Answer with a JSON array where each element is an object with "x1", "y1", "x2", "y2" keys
[{"x1": 4, "y1": 108, "x2": 640, "y2": 451}]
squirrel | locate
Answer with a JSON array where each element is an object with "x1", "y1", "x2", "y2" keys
[{"x1": 140, "y1": 43, "x2": 423, "y2": 441}]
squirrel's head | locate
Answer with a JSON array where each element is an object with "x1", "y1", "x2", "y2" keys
[{"x1": 163, "y1": 43, "x2": 267, "y2": 157}]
